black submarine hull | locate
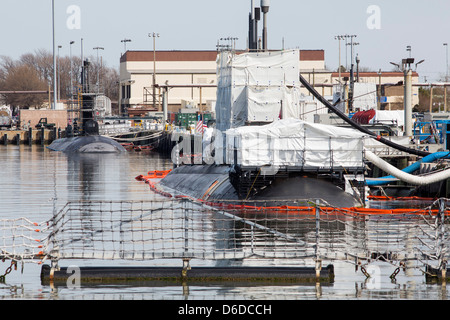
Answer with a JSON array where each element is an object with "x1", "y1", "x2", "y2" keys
[
  {"x1": 47, "y1": 135, "x2": 126, "y2": 153},
  {"x1": 159, "y1": 164, "x2": 362, "y2": 208}
]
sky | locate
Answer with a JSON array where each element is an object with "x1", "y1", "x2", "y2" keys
[{"x1": 2, "y1": 0, "x2": 450, "y2": 82}]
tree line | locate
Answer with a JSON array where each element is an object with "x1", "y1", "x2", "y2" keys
[{"x1": 0, "y1": 49, "x2": 119, "y2": 109}]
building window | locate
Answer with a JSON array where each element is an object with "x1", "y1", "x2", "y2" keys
[{"x1": 122, "y1": 84, "x2": 131, "y2": 99}]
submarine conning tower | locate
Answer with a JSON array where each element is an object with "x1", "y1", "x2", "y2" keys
[{"x1": 79, "y1": 59, "x2": 99, "y2": 136}]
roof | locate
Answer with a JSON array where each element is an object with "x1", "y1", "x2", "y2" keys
[
  {"x1": 120, "y1": 50, "x2": 326, "y2": 63},
  {"x1": 331, "y1": 71, "x2": 419, "y2": 77},
  {"x1": 120, "y1": 51, "x2": 219, "y2": 63}
]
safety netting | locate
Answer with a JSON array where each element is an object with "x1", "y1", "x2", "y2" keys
[{"x1": 0, "y1": 198, "x2": 448, "y2": 278}]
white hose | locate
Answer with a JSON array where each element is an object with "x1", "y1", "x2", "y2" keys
[{"x1": 365, "y1": 150, "x2": 450, "y2": 186}]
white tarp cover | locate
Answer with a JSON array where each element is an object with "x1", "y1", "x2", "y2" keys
[
  {"x1": 353, "y1": 83, "x2": 377, "y2": 111},
  {"x1": 215, "y1": 50, "x2": 301, "y2": 131},
  {"x1": 299, "y1": 95, "x2": 330, "y2": 123},
  {"x1": 370, "y1": 110, "x2": 404, "y2": 127},
  {"x1": 224, "y1": 118, "x2": 366, "y2": 169}
]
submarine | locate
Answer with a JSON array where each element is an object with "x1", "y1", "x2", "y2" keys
[
  {"x1": 156, "y1": 49, "x2": 368, "y2": 208},
  {"x1": 47, "y1": 59, "x2": 125, "y2": 153}
]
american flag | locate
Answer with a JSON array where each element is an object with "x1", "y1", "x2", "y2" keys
[
  {"x1": 196, "y1": 114, "x2": 206, "y2": 134},
  {"x1": 196, "y1": 119, "x2": 204, "y2": 134}
]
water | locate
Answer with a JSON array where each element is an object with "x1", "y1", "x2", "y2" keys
[{"x1": 0, "y1": 144, "x2": 448, "y2": 301}]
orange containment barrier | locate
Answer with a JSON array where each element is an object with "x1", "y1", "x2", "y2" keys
[
  {"x1": 367, "y1": 195, "x2": 436, "y2": 202},
  {"x1": 135, "y1": 172, "x2": 446, "y2": 216},
  {"x1": 198, "y1": 200, "x2": 447, "y2": 217},
  {"x1": 135, "y1": 170, "x2": 172, "y2": 182}
]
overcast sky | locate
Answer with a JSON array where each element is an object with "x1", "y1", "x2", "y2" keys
[{"x1": 2, "y1": 0, "x2": 450, "y2": 82}]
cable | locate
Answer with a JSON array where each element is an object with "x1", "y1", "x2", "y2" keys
[{"x1": 299, "y1": 75, "x2": 430, "y2": 157}]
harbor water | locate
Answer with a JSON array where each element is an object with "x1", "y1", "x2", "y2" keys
[{"x1": 0, "y1": 144, "x2": 449, "y2": 300}]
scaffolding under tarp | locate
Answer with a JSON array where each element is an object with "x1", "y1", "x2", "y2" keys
[{"x1": 215, "y1": 50, "x2": 301, "y2": 131}]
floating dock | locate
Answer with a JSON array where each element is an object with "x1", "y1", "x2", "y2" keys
[{"x1": 40, "y1": 264, "x2": 335, "y2": 286}]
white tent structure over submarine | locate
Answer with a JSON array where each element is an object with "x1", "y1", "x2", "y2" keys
[
  {"x1": 223, "y1": 118, "x2": 366, "y2": 170},
  {"x1": 215, "y1": 49, "x2": 302, "y2": 131}
]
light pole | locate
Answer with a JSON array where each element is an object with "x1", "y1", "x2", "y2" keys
[
  {"x1": 70, "y1": 41, "x2": 75, "y2": 99},
  {"x1": 444, "y1": 43, "x2": 448, "y2": 81},
  {"x1": 93, "y1": 47, "x2": 104, "y2": 94},
  {"x1": 345, "y1": 35, "x2": 357, "y2": 111},
  {"x1": 444, "y1": 43, "x2": 448, "y2": 111},
  {"x1": 121, "y1": 38, "x2": 131, "y2": 54},
  {"x1": 52, "y1": 0, "x2": 57, "y2": 110},
  {"x1": 57, "y1": 45, "x2": 62, "y2": 103},
  {"x1": 335, "y1": 35, "x2": 346, "y2": 111},
  {"x1": 335, "y1": 35, "x2": 345, "y2": 83},
  {"x1": 377, "y1": 69, "x2": 382, "y2": 110},
  {"x1": 149, "y1": 32, "x2": 159, "y2": 109}
]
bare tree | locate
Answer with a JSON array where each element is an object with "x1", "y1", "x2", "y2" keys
[
  {"x1": 0, "y1": 64, "x2": 48, "y2": 108},
  {"x1": 0, "y1": 50, "x2": 119, "y2": 110}
]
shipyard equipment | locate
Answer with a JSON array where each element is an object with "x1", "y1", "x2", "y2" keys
[
  {"x1": 0, "y1": 106, "x2": 12, "y2": 128},
  {"x1": 35, "y1": 118, "x2": 55, "y2": 129}
]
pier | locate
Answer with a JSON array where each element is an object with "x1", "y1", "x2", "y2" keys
[{"x1": 0, "y1": 128, "x2": 58, "y2": 145}]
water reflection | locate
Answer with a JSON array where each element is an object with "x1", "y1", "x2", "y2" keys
[{"x1": 0, "y1": 145, "x2": 449, "y2": 300}]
